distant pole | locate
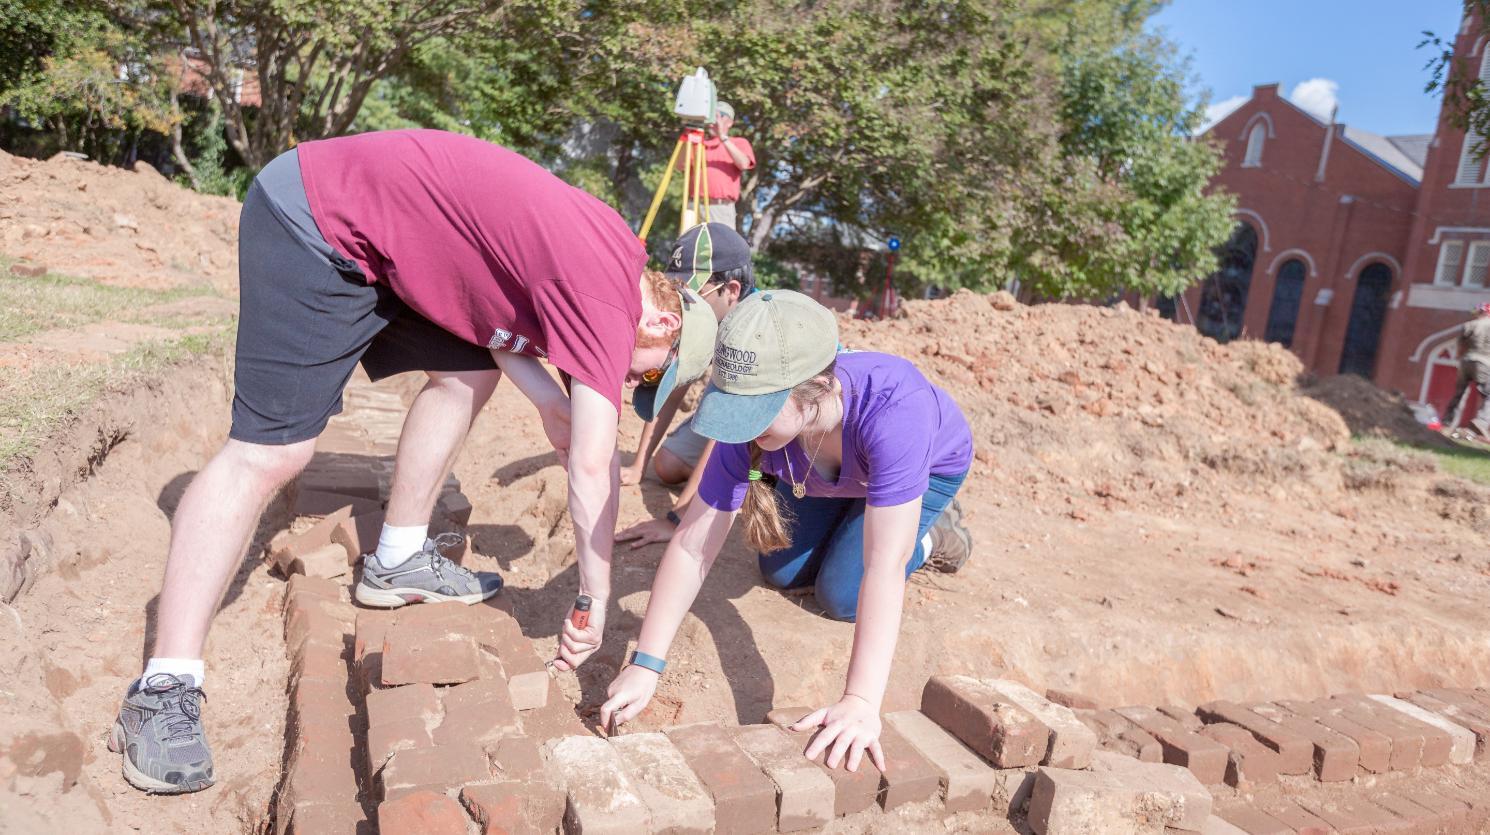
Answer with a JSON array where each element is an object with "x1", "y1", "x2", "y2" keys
[{"x1": 882, "y1": 236, "x2": 900, "y2": 318}]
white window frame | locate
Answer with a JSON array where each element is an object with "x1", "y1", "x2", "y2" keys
[
  {"x1": 1243, "y1": 123, "x2": 1265, "y2": 168},
  {"x1": 1453, "y1": 52, "x2": 1490, "y2": 186},
  {"x1": 1436, "y1": 240, "x2": 1465, "y2": 286},
  {"x1": 1465, "y1": 241, "x2": 1490, "y2": 288}
]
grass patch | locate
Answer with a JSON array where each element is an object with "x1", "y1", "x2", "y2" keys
[
  {"x1": 1368, "y1": 436, "x2": 1490, "y2": 487},
  {"x1": 0, "y1": 325, "x2": 233, "y2": 469},
  {"x1": 0, "y1": 257, "x2": 215, "y2": 341}
]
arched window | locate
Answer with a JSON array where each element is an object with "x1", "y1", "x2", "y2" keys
[
  {"x1": 1243, "y1": 123, "x2": 1266, "y2": 167},
  {"x1": 1455, "y1": 51, "x2": 1490, "y2": 185},
  {"x1": 1338, "y1": 263, "x2": 1393, "y2": 377},
  {"x1": 1196, "y1": 223, "x2": 1257, "y2": 344},
  {"x1": 1264, "y1": 258, "x2": 1307, "y2": 347}
]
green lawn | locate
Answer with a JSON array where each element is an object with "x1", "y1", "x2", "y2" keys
[
  {"x1": 0, "y1": 259, "x2": 234, "y2": 472},
  {"x1": 1374, "y1": 437, "x2": 1490, "y2": 487}
]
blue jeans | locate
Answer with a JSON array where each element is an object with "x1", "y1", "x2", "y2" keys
[{"x1": 757, "y1": 471, "x2": 968, "y2": 621}]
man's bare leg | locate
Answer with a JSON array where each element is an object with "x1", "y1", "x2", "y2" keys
[
  {"x1": 357, "y1": 369, "x2": 504, "y2": 608},
  {"x1": 153, "y1": 437, "x2": 317, "y2": 659},
  {"x1": 384, "y1": 369, "x2": 501, "y2": 525}
]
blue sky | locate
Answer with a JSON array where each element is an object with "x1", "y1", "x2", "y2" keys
[{"x1": 1147, "y1": 1, "x2": 1465, "y2": 136}]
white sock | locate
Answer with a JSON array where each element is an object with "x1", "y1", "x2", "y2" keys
[
  {"x1": 142, "y1": 657, "x2": 205, "y2": 687},
  {"x1": 374, "y1": 523, "x2": 429, "y2": 570}
]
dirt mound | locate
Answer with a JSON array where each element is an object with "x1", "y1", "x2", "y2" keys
[
  {"x1": 1303, "y1": 373, "x2": 1449, "y2": 448},
  {"x1": 839, "y1": 290, "x2": 1351, "y2": 509},
  {"x1": 0, "y1": 149, "x2": 239, "y2": 293}
]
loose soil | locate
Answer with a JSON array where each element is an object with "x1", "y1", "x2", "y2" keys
[{"x1": 4, "y1": 151, "x2": 1490, "y2": 832}]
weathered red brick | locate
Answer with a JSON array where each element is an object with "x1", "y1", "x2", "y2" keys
[
  {"x1": 1075, "y1": 709, "x2": 1163, "y2": 762},
  {"x1": 380, "y1": 744, "x2": 493, "y2": 800},
  {"x1": 1029, "y1": 756, "x2": 1211, "y2": 835},
  {"x1": 367, "y1": 717, "x2": 434, "y2": 776},
  {"x1": 284, "y1": 573, "x2": 340, "y2": 606},
  {"x1": 1275, "y1": 698, "x2": 1391, "y2": 773},
  {"x1": 921, "y1": 675, "x2": 1050, "y2": 767},
  {"x1": 9, "y1": 262, "x2": 46, "y2": 278},
  {"x1": 282, "y1": 746, "x2": 361, "y2": 808},
  {"x1": 1368, "y1": 694, "x2": 1475, "y2": 764},
  {"x1": 461, "y1": 781, "x2": 564, "y2": 835},
  {"x1": 1215, "y1": 803, "x2": 1293, "y2": 835},
  {"x1": 287, "y1": 678, "x2": 357, "y2": 753},
  {"x1": 547, "y1": 736, "x2": 651, "y2": 834},
  {"x1": 733, "y1": 724, "x2": 834, "y2": 831},
  {"x1": 1326, "y1": 694, "x2": 1437, "y2": 769},
  {"x1": 1409, "y1": 791, "x2": 1472, "y2": 832},
  {"x1": 1088, "y1": 751, "x2": 1211, "y2": 831},
  {"x1": 366, "y1": 683, "x2": 440, "y2": 729},
  {"x1": 1157, "y1": 705, "x2": 1204, "y2": 730},
  {"x1": 480, "y1": 614, "x2": 549, "y2": 710},
  {"x1": 873, "y1": 720, "x2": 941, "y2": 810},
  {"x1": 765, "y1": 706, "x2": 879, "y2": 817},
  {"x1": 381, "y1": 624, "x2": 481, "y2": 686},
  {"x1": 1247, "y1": 702, "x2": 1359, "y2": 781},
  {"x1": 289, "y1": 637, "x2": 348, "y2": 686},
  {"x1": 1112, "y1": 705, "x2": 1229, "y2": 784},
  {"x1": 1298, "y1": 796, "x2": 1403, "y2": 834},
  {"x1": 268, "y1": 506, "x2": 359, "y2": 572},
  {"x1": 354, "y1": 610, "x2": 397, "y2": 662},
  {"x1": 284, "y1": 801, "x2": 372, "y2": 835},
  {"x1": 293, "y1": 489, "x2": 381, "y2": 520},
  {"x1": 1196, "y1": 700, "x2": 1312, "y2": 774},
  {"x1": 332, "y1": 510, "x2": 385, "y2": 564},
  {"x1": 987, "y1": 679, "x2": 1098, "y2": 769},
  {"x1": 666, "y1": 723, "x2": 776, "y2": 835},
  {"x1": 1045, "y1": 688, "x2": 1099, "y2": 710},
  {"x1": 1260, "y1": 800, "x2": 1333, "y2": 835},
  {"x1": 612, "y1": 731, "x2": 716, "y2": 835},
  {"x1": 298, "y1": 463, "x2": 384, "y2": 502},
  {"x1": 1198, "y1": 723, "x2": 1280, "y2": 788},
  {"x1": 438, "y1": 491, "x2": 474, "y2": 527},
  {"x1": 378, "y1": 789, "x2": 470, "y2": 835},
  {"x1": 882, "y1": 709, "x2": 997, "y2": 814},
  {"x1": 1373, "y1": 791, "x2": 1457, "y2": 834},
  {"x1": 490, "y1": 735, "x2": 544, "y2": 781}
]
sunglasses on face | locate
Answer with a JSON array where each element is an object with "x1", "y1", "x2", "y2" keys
[{"x1": 641, "y1": 340, "x2": 680, "y2": 386}]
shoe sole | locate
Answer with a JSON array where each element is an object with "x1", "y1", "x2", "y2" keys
[
  {"x1": 109, "y1": 722, "x2": 214, "y2": 794},
  {"x1": 354, "y1": 582, "x2": 498, "y2": 608}
]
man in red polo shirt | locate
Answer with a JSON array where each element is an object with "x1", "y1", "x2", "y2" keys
[
  {"x1": 680, "y1": 100, "x2": 756, "y2": 231},
  {"x1": 110, "y1": 129, "x2": 716, "y2": 795}
]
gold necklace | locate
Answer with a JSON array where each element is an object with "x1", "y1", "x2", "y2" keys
[{"x1": 786, "y1": 401, "x2": 836, "y2": 499}]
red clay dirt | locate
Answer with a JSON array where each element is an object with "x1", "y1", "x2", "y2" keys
[{"x1": 4, "y1": 151, "x2": 1490, "y2": 832}]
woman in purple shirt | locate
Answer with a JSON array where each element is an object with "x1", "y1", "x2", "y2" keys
[{"x1": 602, "y1": 290, "x2": 974, "y2": 772}]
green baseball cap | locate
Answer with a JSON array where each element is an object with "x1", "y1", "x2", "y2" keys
[
  {"x1": 633, "y1": 286, "x2": 719, "y2": 421},
  {"x1": 693, "y1": 290, "x2": 839, "y2": 444}
]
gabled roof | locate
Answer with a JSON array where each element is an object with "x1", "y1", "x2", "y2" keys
[
  {"x1": 1340, "y1": 126, "x2": 1424, "y2": 184},
  {"x1": 1386, "y1": 134, "x2": 1431, "y2": 168}
]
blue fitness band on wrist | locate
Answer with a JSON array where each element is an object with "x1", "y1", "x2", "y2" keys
[
  {"x1": 629, "y1": 651, "x2": 667, "y2": 675},
  {"x1": 666, "y1": 510, "x2": 681, "y2": 526}
]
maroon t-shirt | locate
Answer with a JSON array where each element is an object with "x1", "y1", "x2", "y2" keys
[{"x1": 297, "y1": 129, "x2": 646, "y2": 413}]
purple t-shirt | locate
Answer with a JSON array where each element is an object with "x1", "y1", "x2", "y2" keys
[{"x1": 698, "y1": 352, "x2": 974, "y2": 510}]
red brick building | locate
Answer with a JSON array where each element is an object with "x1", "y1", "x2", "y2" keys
[{"x1": 1182, "y1": 15, "x2": 1490, "y2": 425}]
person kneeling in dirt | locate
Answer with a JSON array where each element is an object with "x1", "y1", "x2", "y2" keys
[
  {"x1": 1443, "y1": 302, "x2": 1490, "y2": 440},
  {"x1": 621, "y1": 222, "x2": 755, "y2": 491},
  {"x1": 111, "y1": 129, "x2": 716, "y2": 795},
  {"x1": 599, "y1": 290, "x2": 974, "y2": 770}
]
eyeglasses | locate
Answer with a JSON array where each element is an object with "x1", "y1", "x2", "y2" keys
[{"x1": 640, "y1": 340, "x2": 680, "y2": 386}]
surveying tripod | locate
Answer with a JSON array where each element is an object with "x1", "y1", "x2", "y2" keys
[{"x1": 638, "y1": 127, "x2": 712, "y2": 245}]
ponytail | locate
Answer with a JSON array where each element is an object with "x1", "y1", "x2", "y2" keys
[{"x1": 740, "y1": 442, "x2": 793, "y2": 553}]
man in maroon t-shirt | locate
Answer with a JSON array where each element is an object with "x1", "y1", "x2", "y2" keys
[{"x1": 112, "y1": 130, "x2": 716, "y2": 795}]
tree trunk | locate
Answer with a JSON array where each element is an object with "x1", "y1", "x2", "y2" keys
[{"x1": 171, "y1": 121, "x2": 202, "y2": 191}]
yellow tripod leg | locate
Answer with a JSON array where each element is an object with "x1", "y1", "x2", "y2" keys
[
  {"x1": 697, "y1": 143, "x2": 710, "y2": 223},
  {"x1": 681, "y1": 139, "x2": 698, "y2": 234},
  {"x1": 639, "y1": 136, "x2": 685, "y2": 245}
]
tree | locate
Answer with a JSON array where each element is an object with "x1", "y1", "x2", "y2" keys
[{"x1": 1423, "y1": 1, "x2": 1490, "y2": 148}]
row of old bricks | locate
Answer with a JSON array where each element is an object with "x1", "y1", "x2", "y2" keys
[
  {"x1": 271, "y1": 569, "x2": 1490, "y2": 835},
  {"x1": 273, "y1": 568, "x2": 1226, "y2": 835}
]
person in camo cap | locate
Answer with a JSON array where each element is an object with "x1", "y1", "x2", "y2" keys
[{"x1": 600, "y1": 290, "x2": 974, "y2": 773}]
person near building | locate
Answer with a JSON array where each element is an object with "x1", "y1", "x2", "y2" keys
[
  {"x1": 679, "y1": 101, "x2": 755, "y2": 231},
  {"x1": 599, "y1": 290, "x2": 974, "y2": 771},
  {"x1": 1445, "y1": 302, "x2": 1490, "y2": 439},
  {"x1": 110, "y1": 129, "x2": 717, "y2": 795}
]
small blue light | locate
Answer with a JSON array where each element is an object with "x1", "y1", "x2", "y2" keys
[{"x1": 887, "y1": 237, "x2": 901, "y2": 251}]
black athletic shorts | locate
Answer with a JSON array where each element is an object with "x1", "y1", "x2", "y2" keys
[{"x1": 230, "y1": 149, "x2": 497, "y2": 445}]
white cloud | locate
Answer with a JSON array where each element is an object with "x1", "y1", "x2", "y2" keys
[
  {"x1": 1200, "y1": 95, "x2": 1248, "y2": 133},
  {"x1": 1288, "y1": 78, "x2": 1339, "y2": 121}
]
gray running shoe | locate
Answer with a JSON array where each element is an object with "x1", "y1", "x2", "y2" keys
[
  {"x1": 355, "y1": 533, "x2": 502, "y2": 608},
  {"x1": 108, "y1": 673, "x2": 214, "y2": 794},
  {"x1": 925, "y1": 499, "x2": 973, "y2": 573}
]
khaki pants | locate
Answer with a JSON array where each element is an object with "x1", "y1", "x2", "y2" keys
[
  {"x1": 704, "y1": 200, "x2": 737, "y2": 232},
  {"x1": 1446, "y1": 358, "x2": 1490, "y2": 433}
]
